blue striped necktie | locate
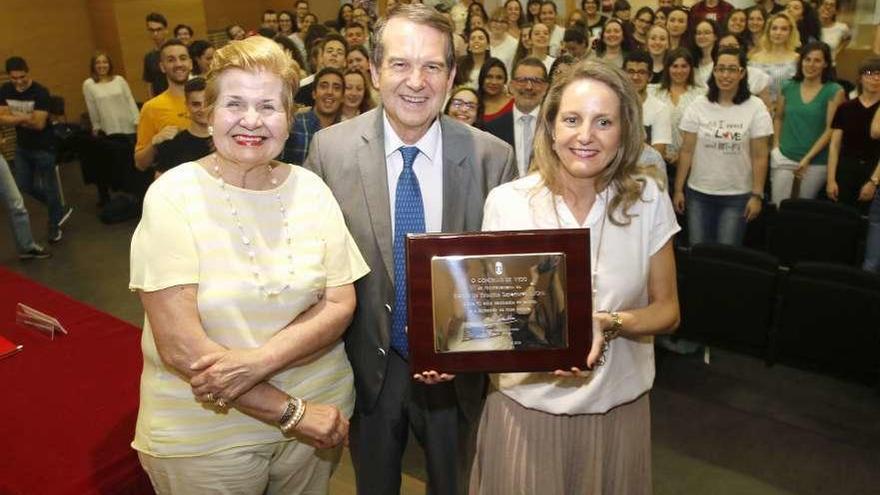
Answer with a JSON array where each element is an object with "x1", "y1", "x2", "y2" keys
[{"x1": 390, "y1": 146, "x2": 424, "y2": 358}]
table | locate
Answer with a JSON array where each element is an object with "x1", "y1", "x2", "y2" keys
[{"x1": 0, "y1": 268, "x2": 153, "y2": 495}]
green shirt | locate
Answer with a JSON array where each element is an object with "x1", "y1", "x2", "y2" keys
[{"x1": 779, "y1": 80, "x2": 842, "y2": 164}]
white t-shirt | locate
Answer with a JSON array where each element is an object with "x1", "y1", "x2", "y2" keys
[
  {"x1": 129, "y1": 162, "x2": 369, "y2": 456},
  {"x1": 549, "y1": 24, "x2": 565, "y2": 57},
  {"x1": 679, "y1": 95, "x2": 774, "y2": 195},
  {"x1": 643, "y1": 94, "x2": 673, "y2": 146},
  {"x1": 482, "y1": 173, "x2": 680, "y2": 415},
  {"x1": 821, "y1": 22, "x2": 852, "y2": 63}
]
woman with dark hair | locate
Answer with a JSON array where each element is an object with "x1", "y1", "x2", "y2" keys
[
  {"x1": 666, "y1": 7, "x2": 690, "y2": 49},
  {"x1": 770, "y1": 41, "x2": 843, "y2": 203},
  {"x1": 818, "y1": 0, "x2": 851, "y2": 65},
  {"x1": 745, "y1": 6, "x2": 767, "y2": 52},
  {"x1": 82, "y1": 51, "x2": 139, "y2": 205},
  {"x1": 513, "y1": 24, "x2": 533, "y2": 69},
  {"x1": 723, "y1": 9, "x2": 747, "y2": 38},
  {"x1": 174, "y1": 24, "x2": 194, "y2": 45},
  {"x1": 277, "y1": 10, "x2": 297, "y2": 37},
  {"x1": 341, "y1": 68, "x2": 373, "y2": 121},
  {"x1": 505, "y1": 0, "x2": 525, "y2": 39},
  {"x1": 674, "y1": 47, "x2": 773, "y2": 246},
  {"x1": 456, "y1": 27, "x2": 492, "y2": 87},
  {"x1": 465, "y1": 4, "x2": 489, "y2": 36},
  {"x1": 444, "y1": 86, "x2": 482, "y2": 127},
  {"x1": 471, "y1": 59, "x2": 680, "y2": 494},
  {"x1": 346, "y1": 45, "x2": 370, "y2": 77},
  {"x1": 632, "y1": 7, "x2": 656, "y2": 49},
  {"x1": 691, "y1": 19, "x2": 720, "y2": 87},
  {"x1": 582, "y1": 0, "x2": 608, "y2": 39},
  {"x1": 549, "y1": 54, "x2": 577, "y2": 83},
  {"x1": 478, "y1": 57, "x2": 514, "y2": 124},
  {"x1": 527, "y1": 0, "x2": 543, "y2": 24},
  {"x1": 647, "y1": 24, "x2": 671, "y2": 83},
  {"x1": 826, "y1": 57, "x2": 880, "y2": 211},
  {"x1": 785, "y1": 0, "x2": 820, "y2": 45},
  {"x1": 649, "y1": 48, "x2": 706, "y2": 167},
  {"x1": 716, "y1": 33, "x2": 772, "y2": 109},
  {"x1": 334, "y1": 3, "x2": 354, "y2": 31},
  {"x1": 654, "y1": 6, "x2": 670, "y2": 27},
  {"x1": 594, "y1": 18, "x2": 632, "y2": 69},
  {"x1": 188, "y1": 40, "x2": 215, "y2": 76}
]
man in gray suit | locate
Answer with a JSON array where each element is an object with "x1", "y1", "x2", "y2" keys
[{"x1": 304, "y1": 5, "x2": 515, "y2": 494}]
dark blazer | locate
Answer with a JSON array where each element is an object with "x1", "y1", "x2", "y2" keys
[
  {"x1": 304, "y1": 107, "x2": 516, "y2": 421},
  {"x1": 483, "y1": 110, "x2": 515, "y2": 152}
]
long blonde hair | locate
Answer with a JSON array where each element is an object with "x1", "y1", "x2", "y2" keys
[
  {"x1": 756, "y1": 12, "x2": 801, "y2": 54},
  {"x1": 531, "y1": 60, "x2": 659, "y2": 226}
]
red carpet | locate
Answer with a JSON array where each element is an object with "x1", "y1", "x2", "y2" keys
[{"x1": 0, "y1": 267, "x2": 153, "y2": 495}]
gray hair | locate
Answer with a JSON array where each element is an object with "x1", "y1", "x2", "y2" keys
[{"x1": 371, "y1": 3, "x2": 456, "y2": 73}]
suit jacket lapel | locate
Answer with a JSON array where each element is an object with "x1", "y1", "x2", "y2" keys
[
  {"x1": 358, "y1": 109, "x2": 394, "y2": 283},
  {"x1": 440, "y1": 116, "x2": 470, "y2": 232}
]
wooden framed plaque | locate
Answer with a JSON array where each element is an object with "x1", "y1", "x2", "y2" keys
[{"x1": 406, "y1": 229, "x2": 591, "y2": 373}]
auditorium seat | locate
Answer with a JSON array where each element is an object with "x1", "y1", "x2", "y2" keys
[
  {"x1": 676, "y1": 243, "x2": 780, "y2": 360},
  {"x1": 772, "y1": 262, "x2": 880, "y2": 386},
  {"x1": 768, "y1": 199, "x2": 863, "y2": 267}
]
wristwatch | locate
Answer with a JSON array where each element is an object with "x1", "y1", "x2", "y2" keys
[
  {"x1": 603, "y1": 311, "x2": 622, "y2": 341},
  {"x1": 750, "y1": 191, "x2": 764, "y2": 200}
]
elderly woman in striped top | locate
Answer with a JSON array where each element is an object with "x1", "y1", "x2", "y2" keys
[{"x1": 129, "y1": 36, "x2": 368, "y2": 494}]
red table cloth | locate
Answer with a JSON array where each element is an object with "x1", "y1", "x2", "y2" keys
[{"x1": 0, "y1": 267, "x2": 153, "y2": 495}]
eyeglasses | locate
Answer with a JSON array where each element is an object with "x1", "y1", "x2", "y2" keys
[
  {"x1": 714, "y1": 65, "x2": 742, "y2": 74},
  {"x1": 147, "y1": 27, "x2": 165, "y2": 33},
  {"x1": 450, "y1": 98, "x2": 478, "y2": 111},
  {"x1": 626, "y1": 69, "x2": 650, "y2": 77},
  {"x1": 862, "y1": 70, "x2": 880, "y2": 78},
  {"x1": 512, "y1": 76, "x2": 548, "y2": 86}
]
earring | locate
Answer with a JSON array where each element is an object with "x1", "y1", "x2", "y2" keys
[{"x1": 207, "y1": 125, "x2": 213, "y2": 136}]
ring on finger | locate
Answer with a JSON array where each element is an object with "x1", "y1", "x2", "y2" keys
[
  {"x1": 207, "y1": 392, "x2": 215, "y2": 403},
  {"x1": 215, "y1": 397, "x2": 227, "y2": 409}
]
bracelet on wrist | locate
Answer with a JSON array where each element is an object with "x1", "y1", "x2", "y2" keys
[{"x1": 280, "y1": 396, "x2": 305, "y2": 434}]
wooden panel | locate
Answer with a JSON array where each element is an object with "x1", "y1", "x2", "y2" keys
[
  {"x1": 87, "y1": 0, "x2": 126, "y2": 78},
  {"x1": 0, "y1": 0, "x2": 96, "y2": 124},
  {"x1": 203, "y1": 0, "x2": 262, "y2": 34}
]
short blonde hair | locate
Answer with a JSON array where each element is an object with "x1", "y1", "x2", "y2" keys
[
  {"x1": 531, "y1": 60, "x2": 658, "y2": 226},
  {"x1": 757, "y1": 13, "x2": 800, "y2": 53},
  {"x1": 205, "y1": 36, "x2": 299, "y2": 125}
]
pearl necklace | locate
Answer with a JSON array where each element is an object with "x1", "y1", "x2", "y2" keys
[{"x1": 212, "y1": 155, "x2": 294, "y2": 297}]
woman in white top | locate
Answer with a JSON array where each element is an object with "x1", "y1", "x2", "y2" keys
[
  {"x1": 488, "y1": 7, "x2": 518, "y2": 75},
  {"x1": 748, "y1": 12, "x2": 800, "y2": 110},
  {"x1": 129, "y1": 36, "x2": 369, "y2": 494},
  {"x1": 456, "y1": 27, "x2": 491, "y2": 88},
  {"x1": 593, "y1": 18, "x2": 631, "y2": 69},
  {"x1": 470, "y1": 59, "x2": 680, "y2": 495},
  {"x1": 82, "y1": 51, "x2": 140, "y2": 205},
  {"x1": 649, "y1": 48, "x2": 707, "y2": 168},
  {"x1": 674, "y1": 47, "x2": 773, "y2": 246},
  {"x1": 818, "y1": 0, "x2": 851, "y2": 65},
  {"x1": 528, "y1": 22, "x2": 556, "y2": 73},
  {"x1": 505, "y1": 0, "x2": 525, "y2": 40}
]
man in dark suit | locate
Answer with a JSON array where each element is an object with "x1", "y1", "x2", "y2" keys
[
  {"x1": 304, "y1": 5, "x2": 516, "y2": 494},
  {"x1": 484, "y1": 57, "x2": 549, "y2": 178}
]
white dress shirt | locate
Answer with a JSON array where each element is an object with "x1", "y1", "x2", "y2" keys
[
  {"x1": 383, "y1": 113, "x2": 444, "y2": 236},
  {"x1": 512, "y1": 104, "x2": 541, "y2": 177}
]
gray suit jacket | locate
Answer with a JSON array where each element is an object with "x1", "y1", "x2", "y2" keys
[{"x1": 304, "y1": 107, "x2": 516, "y2": 420}]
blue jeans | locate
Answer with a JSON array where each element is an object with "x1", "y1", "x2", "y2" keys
[
  {"x1": 13, "y1": 147, "x2": 63, "y2": 235},
  {"x1": 686, "y1": 186, "x2": 749, "y2": 246},
  {"x1": 863, "y1": 189, "x2": 880, "y2": 273},
  {"x1": 0, "y1": 154, "x2": 38, "y2": 252}
]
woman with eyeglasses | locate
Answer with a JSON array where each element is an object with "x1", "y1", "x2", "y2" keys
[
  {"x1": 673, "y1": 47, "x2": 773, "y2": 246},
  {"x1": 632, "y1": 7, "x2": 656, "y2": 50},
  {"x1": 770, "y1": 41, "x2": 843, "y2": 204},
  {"x1": 826, "y1": 57, "x2": 880, "y2": 212},
  {"x1": 444, "y1": 86, "x2": 481, "y2": 127},
  {"x1": 489, "y1": 7, "x2": 519, "y2": 75},
  {"x1": 479, "y1": 57, "x2": 515, "y2": 124},
  {"x1": 716, "y1": 34, "x2": 772, "y2": 109}
]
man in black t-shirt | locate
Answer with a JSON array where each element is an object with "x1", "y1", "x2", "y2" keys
[
  {"x1": 144, "y1": 12, "x2": 170, "y2": 97},
  {"x1": 155, "y1": 77, "x2": 212, "y2": 174},
  {"x1": 0, "y1": 56, "x2": 72, "y2": 243}
]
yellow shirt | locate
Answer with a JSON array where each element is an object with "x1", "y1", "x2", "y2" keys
[
  {"x1": 134, "y1": 89, "x2": 189, "y2": 153},
  {"x1": 129, "y1": 162, "x2": 369, "y2": 457}
]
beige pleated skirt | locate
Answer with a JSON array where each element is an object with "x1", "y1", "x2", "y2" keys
[{"x1": 468, "y1": 390, "x2": 652, "y2": 495}]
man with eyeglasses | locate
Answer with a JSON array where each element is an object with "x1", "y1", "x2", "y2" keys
[
  {"x1": 143, "y1": 12, "x2": 169, "y2": 98},
  {"x1": 485, "y1": 57, "x2": 549, "y2": 177},
  {"x1": 625, "y1": 50, "x2": 672, "y2": 159}
]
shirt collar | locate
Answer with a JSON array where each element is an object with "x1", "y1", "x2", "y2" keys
[
  {"x1": 512, "y1": 104, "x2": 541, "y2": 122},
  {"x1": 382, "y1": 111, "x2": 442, "y2": 163}
]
